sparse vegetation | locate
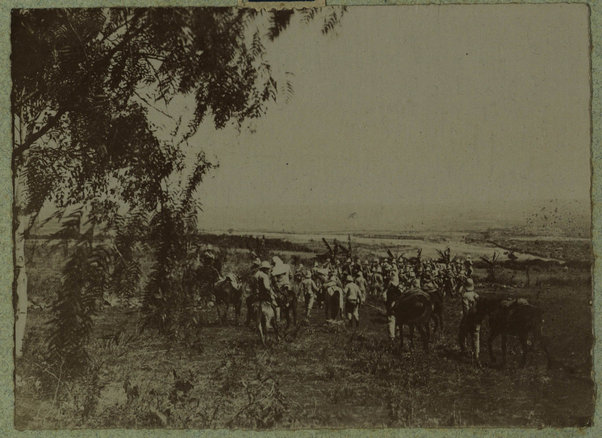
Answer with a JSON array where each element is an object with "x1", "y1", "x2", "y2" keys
[{"x1": 15, "y1": 232, "x2": 593, "y2": 429}]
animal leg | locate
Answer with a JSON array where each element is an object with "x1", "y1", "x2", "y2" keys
[
  {"x1": 234, "y1": 301, "x2": 241, "y2": 326},
  {"x1": 458, "y1": 318, "x2": 467, "y2": 353},
  {"x1": 292, "y1": 299, "x2": 298, "y2": 326},
  {"x1": 519, "y1": 334, "x2": 529, "y2": 368},
  {"x1": 215, "y1": 303, "x2": 223, "y2": 325},
  {"x1": 272, "y1": 314, "x2": 281, "y2": 342},
  {"x1": 501, "y1": 334, "x2": 508, "y2": 367},
  {"x1": 399, "y1": 324, "x2": 404, "y2": 353},
  {"x1": 245, "y1": 298, "x2": 253, "y2": 326},
  {"x1": 472, "y1": 324, "x2": 481, "y2": 366},
  {"x1": 418, "y1": 323, "x2": 430, "y2": 352},
  {"x1": 259, "y1": 317, "x2": 266, "y2": 347},
  {"x1": 488, "y1": 330, "x2": 498, "y2": 363}
]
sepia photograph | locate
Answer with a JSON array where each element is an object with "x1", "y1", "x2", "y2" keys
[{"x1": 11, "y1": 4, "x2": 593, "y2": 429}]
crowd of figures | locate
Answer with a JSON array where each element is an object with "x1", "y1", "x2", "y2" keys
[{"x1": 202, "y1": 247, "x2": 549, "y2": 368}]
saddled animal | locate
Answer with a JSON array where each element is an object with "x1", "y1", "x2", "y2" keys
[
  {"x1": 252, "y1": 300, "x2": 280, "y2": 346},
  {"x1": 394, "y1": 290, "x2": 433, "y2": 352},
  {"x1": 487, "y1": 298, "x2": 550, "y2": 367},
  {"x1": 213, "y1": 273, "x2": 244, "y2": 325}
]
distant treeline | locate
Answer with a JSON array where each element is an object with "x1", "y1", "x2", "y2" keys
[
  {"x1": 29, "y1": 232, "x2": 314, "y2": 254},
  {"x1": 193, "y1": 233, "x2": 313, "y2": 253}
]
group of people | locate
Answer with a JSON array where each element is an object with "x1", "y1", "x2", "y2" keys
[{"x1": 244, "y1": 249, "x2": 479, "y2": 341}]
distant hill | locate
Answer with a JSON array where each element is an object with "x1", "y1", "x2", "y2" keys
[
  {"x1": 197, "y1": 198, "x2": 590, "y2": 237},
  {"x1": 30, "y1": 198, "x2": 590, "y2": 238}
]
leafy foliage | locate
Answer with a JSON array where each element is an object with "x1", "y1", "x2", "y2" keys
[
  {"x1": 15, "y1": 6, "x2": 347, "y2": 368},
  {"x1": 12, "y1": 7, "x2": 346, "y2": 220},
  {"x1": 46, "y1": 209, "x2": 111, "y2": 376}
]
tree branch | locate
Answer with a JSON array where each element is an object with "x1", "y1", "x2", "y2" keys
[
  {"x1": 13, "y1": 11, "x2": 148, "y2": 161},
  {"x1": 13, "y1": 109, "x2": 66, "y2": 159}
]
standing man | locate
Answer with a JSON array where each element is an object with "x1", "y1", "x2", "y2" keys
[
  {"x1": 385, "y1": 271, "x2": 402, "y2": 342},
  {"x1": 355, "y1": 271, "x2": 368, "y2": 304},
  {"x1": 253, "y1": 261, "x2": 279, "y2": 322},
  {"x1": 299, "y1": 270, "x2": 318, "y2": 320},
  {"x1": 343, "y1": 275, "x2": 362, "y2": 328},
  {"x1": 458, "y1": 277, "x2": 480, "y2": 362}
]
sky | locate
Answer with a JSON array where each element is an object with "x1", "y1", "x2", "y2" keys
[{"x1": 153, "y1": 4, "x2": 591, "y2": 232}]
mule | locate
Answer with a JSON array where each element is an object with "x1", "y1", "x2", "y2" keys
[
  {"x1": 394, "y1": 291, "x2": 433, "y2": 352},
  {"x1": 487, "y1": 299, "x2": 550, "y2": 368}
]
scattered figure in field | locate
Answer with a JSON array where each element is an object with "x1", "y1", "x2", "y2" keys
[
  {"x1": 344, "y1": 275, "x2": 362, "y2": 328},
  {"x1": 299, "y1": 270, "x2": 318, "y2": 319}
]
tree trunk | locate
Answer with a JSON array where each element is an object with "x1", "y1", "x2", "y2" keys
[
  {"x1": 13, "y1": 111, "x2": 30, "y2": 359},
  {"x1": 14, "y1": 212, "x2": 28, "y2": 359}
]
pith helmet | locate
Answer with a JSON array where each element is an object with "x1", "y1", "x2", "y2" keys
[{"x1": 260, "y1": 261, "x2": 271, "y2": 271}]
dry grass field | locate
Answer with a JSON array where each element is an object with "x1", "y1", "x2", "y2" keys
[{"x1": 15, "y1": 236, "x2": 594, "y2": 429}]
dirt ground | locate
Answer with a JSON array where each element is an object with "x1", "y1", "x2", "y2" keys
[{"x1": 15, "y1": 263, "x2": 594, "y2": 429}]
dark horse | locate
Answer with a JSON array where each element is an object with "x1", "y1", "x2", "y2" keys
[
  {"x1": 460, "y1": 295, "x2": 550, "y2": 368},
  {"x1": 394, "y1": 290, "x2": 433, "y2": 352},
  {"x1": 487, "y1": 298, "x2": 550, "y2": 368}
]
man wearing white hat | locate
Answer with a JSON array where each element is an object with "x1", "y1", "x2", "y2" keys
[
  {"x1": 299, "y1": 270, "x2": 318, "y2": 319},
  {"x1": 458, "y1": 277, "x2": 480, "y2": 361},
  {"x1": 253, "y1": 261, "x2": 279, "y2": 322},
  {"x1": 344, "y1": 275, "x2": 362, "y2": 327}
]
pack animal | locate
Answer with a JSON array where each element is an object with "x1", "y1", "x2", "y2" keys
[
  {"x1": 394, "y1": 290, "x2": 433, "y2": 352},
  {"x1": 487, "y1": 298, "x2": 550, "y2": 368}
]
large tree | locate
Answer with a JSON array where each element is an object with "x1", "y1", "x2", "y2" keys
[{"x1": 11, "y1": 7, "x2": 345, "y2": 357}]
